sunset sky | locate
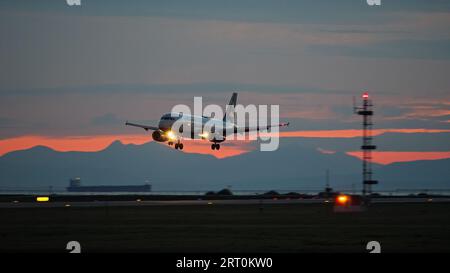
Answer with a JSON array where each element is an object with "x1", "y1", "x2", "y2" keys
[{"x1": 1, "y1": 0, "x2": 449, "y2": 165}]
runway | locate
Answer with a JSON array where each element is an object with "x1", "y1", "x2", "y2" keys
[
  {"x1": 2, "y1": 199, "x2": 450, "y2": 253},
  {"x1": 1, "y1": 197, "x2": 449, "y2": 208}
]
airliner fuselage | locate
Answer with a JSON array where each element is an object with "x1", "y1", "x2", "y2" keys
[{"x1": 126, "y1": 93, "x2": 288, "y2": 150}]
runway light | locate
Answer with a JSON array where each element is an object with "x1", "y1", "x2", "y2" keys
[
  {"x1": 36, "y1": 196, "x2": 49, "y2": 202},
  {"x1": 336, "y1": 194, "x2": 350, "y2": 205},
  {"x1": 65, "y1": 204, "x2": 71, "y2": 207},
  {"x1": 136, "y1": 199, "x2": 142, "y2": 202}
]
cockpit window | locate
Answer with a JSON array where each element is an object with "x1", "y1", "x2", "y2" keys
[{"x1": 161, "y1": 113, "x2": 182, "y2": 120}]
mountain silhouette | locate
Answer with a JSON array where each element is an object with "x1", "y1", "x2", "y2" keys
[{"x1": 0, "y1": 138, "x2": 449, "y2": 191}]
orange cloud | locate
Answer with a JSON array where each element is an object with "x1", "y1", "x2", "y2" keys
[
  {"x1": 0, "y1": 135, "x2": 151, "y2": 156},
  {"x1": 401, "y1": 108, "x2": 450, "y2": 119},
  {"x1": 1, "y1": 128, "x2": 449, "y2": 162},
  {"x1": 0, "y1": 134, "x2": 253, "y2": 159},
  {"x1": 346, "y1": 151, "x2": 450, "y2": 165},
  {"x1": 265, "y1": 128, "x2": 450, "y2": 138}
]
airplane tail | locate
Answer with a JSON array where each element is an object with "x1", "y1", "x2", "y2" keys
[{"x1": 223, "y1": 92, "x2": 238, "y2": 122}]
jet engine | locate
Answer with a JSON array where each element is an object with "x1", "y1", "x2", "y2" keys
[{"x1": 152, "y1": 130, "x2": 168, "y2": 142}]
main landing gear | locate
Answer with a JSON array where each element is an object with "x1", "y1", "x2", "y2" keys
[
  {"x1": 169, "y1": 141, "x2": 183, "y2": 150},
  {"x1": 211, "y1": 143, "x2": 220, "y2": 150},
  {"x1": 175, "y1": 143, "x2": 184, "y2": 150}
]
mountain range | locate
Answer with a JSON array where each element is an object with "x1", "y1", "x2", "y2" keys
[{"x1": 0, "y1": 136, "x2": 449, "y2": 192}]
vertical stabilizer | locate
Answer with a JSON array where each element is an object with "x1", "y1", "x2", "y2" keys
[{"x1": 223, "y1": 92, "x2": 238, "y2": 122}]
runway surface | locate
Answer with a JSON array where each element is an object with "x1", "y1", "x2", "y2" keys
[
  {"x1": 1, "y1": 197, "x2": 449, "y2": 208},
  {"x1": 2, "y1": 200, "x2": 450, "y2": 252}
]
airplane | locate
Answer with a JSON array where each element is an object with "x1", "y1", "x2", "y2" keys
[{"x1": 125, "y1": 93, "x2": 289, "y2": 150}]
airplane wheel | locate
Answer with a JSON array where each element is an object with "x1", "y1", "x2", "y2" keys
[
  {"x1": 211, "y1": 143, "x2": 220, "y2": 150},
  {"x1": 179, "y1": 143, "x2": 184, "y2": 150},
  {"x1": 175, "y1": 143, "x2": 179, "y2": 149},
  {"x1": 168, "y1": 141, "x2": 173, "y2": 146}
]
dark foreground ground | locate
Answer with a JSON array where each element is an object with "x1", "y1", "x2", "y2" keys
[{"x1": 1, "y1": 203, "x2": 449, "y2": 253}]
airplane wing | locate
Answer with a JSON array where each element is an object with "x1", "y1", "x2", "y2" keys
[
  {"x1": 235, "y1": 122, "x2": 290, "y2": 133},
  {"x1": 125, "y1": 121, "x2": 159, "y2": 131}
]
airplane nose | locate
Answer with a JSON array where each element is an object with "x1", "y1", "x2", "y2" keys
[{"x1": 158, "y1": 120, "x2": 174, "y2": 131}]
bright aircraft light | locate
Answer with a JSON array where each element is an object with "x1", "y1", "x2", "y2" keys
[
  {"x1": 199, "y1": 132, "x2": 209, "y2": 139},
  {"x1": 167, "y1": 131, "x2": 176, "y2": 140}
]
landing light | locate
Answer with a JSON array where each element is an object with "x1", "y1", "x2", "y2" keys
[
  {"x1": 167, "y1": 131, "x2": 176, "y2": 140},
  {"x1": 199, "y1": 132, "x2": 209, "y2": 139}
]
